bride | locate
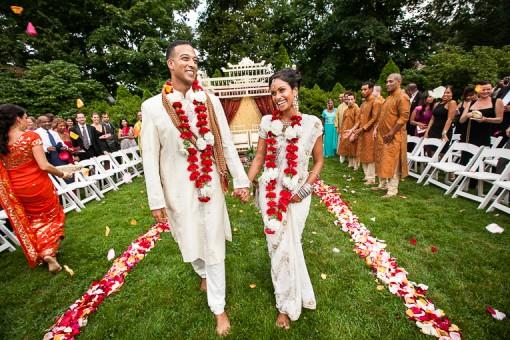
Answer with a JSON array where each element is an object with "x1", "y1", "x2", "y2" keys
[{"x1": 247, "y1": 69, "x2": 324, "y2": 329}]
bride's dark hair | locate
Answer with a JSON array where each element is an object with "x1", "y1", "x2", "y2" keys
[
  {"x1": 269, "y1": 69, "x2": 302, "y2": 89},
  {"x1": 0, "y1": 104, "x2": 27, "y2": 155}
]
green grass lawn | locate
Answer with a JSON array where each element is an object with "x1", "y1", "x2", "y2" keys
[{"x1": 1, "y1": 158, "x2": 509, "y2": 339}]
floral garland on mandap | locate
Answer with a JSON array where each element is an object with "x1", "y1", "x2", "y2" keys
[
  {"x1": 313, "y1": 180, "x2": 462, "y2": 339},
  {"x1": 259, "y1": 110, "x2": 303, "y2": 234},
  {"x1": 44, "y1": 223, "x2": 170, "y2": 340},
  {"x1": 164, "y1": 80, "x2": 215, "y2": 203}
]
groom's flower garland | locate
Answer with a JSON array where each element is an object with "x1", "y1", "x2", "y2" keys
[
  {"x1": 44, "y1": 223, "x2": 170, "y2": 340},
  {"x1": 260, "y1": 110, "x2": 302, "y2": 234},
  {"x1": 313, "y1": 180, "x2": 462, "y2": 339},
  {"x1": 164, "y1": 80, "x2": 215, "y2": 202}
]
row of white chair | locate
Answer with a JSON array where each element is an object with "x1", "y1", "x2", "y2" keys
[
  {"x1": 231, "y1": 129, "x2": 259, "y2": 152},
  {"x1": 407, "y1": 136, "x2": 510, "y2": 214},
  {"x1": 0, "y1": 146, "x2": 143, "y2": 252}
]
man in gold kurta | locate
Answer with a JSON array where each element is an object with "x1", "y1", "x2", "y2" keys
[
  {"x1": 339, "y1": 93, "x2": 361, "y2": 169},
  {"x1": 374, "y1": 74, "x2": 410, "y2": 197},
  {"x1": 352, "y1": 82, "x2": 381, "y2": 185},
  {"x1": 335, "y1": 93, "x2": 347, "y2": 162}
]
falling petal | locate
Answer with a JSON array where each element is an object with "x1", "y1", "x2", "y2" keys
[
  {"x1": 487, "y1": 306, "x2": 506, "y2": 320},
  {"x1": 249, "y1": 283, "x2": 256, "y2": 289},
  {"x1": 107, "y1": 248, "x2": 115, "y2": 261},
  {"x1": 320, "y1": 273, "x2": 327, "y2": 280},
  {"x1": 376, "y1": 285, "x2": 384, "y2": 291},
  {"x1": 10, "y1": 6, "x2": 23, "y2": 14},
  {"x1": 105, "y1": 226, "x2": 110, "y2": 237},
  {"x1": 399, "y1": 195, "x2": 407, "y2": 199},
  {"x1": 410, "y1": 239, "x2": 417, "y2": 246},
  {"x1": 311, "y1": 231, "x2": 317, "y2": 235},
  {"x1": 76, "y1": 98, "x2": 84, "y2": 108},
  {"x1": 63, "y1": 265, "x2": 75, "y2": 276},
  {"x1": 431, "y1": 246, "x2": 438, "y2": 253},
  {"x1": 370, "y1": 217, "x2": 376, "y2": 222},
  {"x1": 239, "y1": 209, "x2": 244, "y2": 213},
  {"x1": 26, "y1": 22, "x2": 37, "y2": 36},
  {"x1": 332, "y1": 247, "x2": 340, "y2": 253},
  {"x1": 233, "y1": 227, "x2": 238, "y2": 232},
  {"x1": 130, "y1": 219, "x2": 138, "y2": 225}
]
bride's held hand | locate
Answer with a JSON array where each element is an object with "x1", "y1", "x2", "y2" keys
[{"x1": 290, "y1": 195, "x2": 301, "y2": 203}]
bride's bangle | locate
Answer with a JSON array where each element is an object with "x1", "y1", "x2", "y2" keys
[
  {"x1": 309, "y1": 170, "x2": 320, "y2": 179},
  {"x1": 297, "y1": 183, "x2": 313, "y2": 200}
]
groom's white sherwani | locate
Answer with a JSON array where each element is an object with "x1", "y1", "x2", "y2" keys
[{"x1": 141, "y1": 89, "x2": 250, "y2": 266}]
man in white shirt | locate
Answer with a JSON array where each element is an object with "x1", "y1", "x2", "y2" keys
[
  {"x1": 35, "y1": 115, "x2": 67, "y2": 165},
  {"x1": 141, "y1": 40, "x2": 250, "y2": 336}
]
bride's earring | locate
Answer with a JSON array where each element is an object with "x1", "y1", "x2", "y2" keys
[{"x1": 293, "y1": 94, "x2": 299, "y2": 111}]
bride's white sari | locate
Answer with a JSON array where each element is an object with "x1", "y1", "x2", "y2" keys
[{"x1": 257, "y1": 113, "x2": 323, "y2": 321}]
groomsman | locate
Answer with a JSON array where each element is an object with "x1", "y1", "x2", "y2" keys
[
  {"x1": 352, "y1": 82, "x2": 381, "y2": 185},
  {"x1": 374, "y1": 74, "x2": 410, "y2": 197},
  {"x1": 70, "y1": 112, "x2": 103, "y2": 160}
]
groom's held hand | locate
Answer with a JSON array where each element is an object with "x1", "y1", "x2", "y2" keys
[
  {"x1": 151, "y1": 208, "x2": 168, "y2": 223},
  {"x1": 233, "y1": 188, "x2": 250, "y2": 202}
]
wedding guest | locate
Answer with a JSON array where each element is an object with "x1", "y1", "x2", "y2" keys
[
  {"x1": 101, "y1": 112, "x2": 119, "y2": 151},
  {"x1": 322, "y1": 99, "x2": 338, "y2": 157},
  {"x1": 409, "y1": 94, "x2": 434, "y2": 137},
  {"x1": 455, "y1": 86, "x2": 477, "y2": 142},
  {"x1": 70, "y1": 112, "x2": 104, "y2": 160},
  {"x1": 35, "y1": 115, "x2": 68, "y2": 166},
  {"x1": 247, "y1": 68, "x2": 323, "y2": 329},
  {"x1": 91, "y1": 112, "x2": 111, "y2": 153},
  {"x1": 0, "y1": 104, "x2": 71, "y2": 272},
  {"x1": 133, "y1": 111, "x2": 142, "y2": 146},
  {"x1": 53, "y1": 118, "x2": 75, "y2": 164},
  {"x1": 26, "y1": 116, "x2": 37, "y2": 131},
  {"x1": 405, "y1": 83, "x2": 423, "y2": 136},
  {"x1": 118, "y1": 118, "x2": 137, "y2": 149},
  {"x1": 459, "y1": 81, "x2": 504, "y2": 146},
  {"x1": 425, "y1": 86, "x2": 457, "y2": 144},
  {"x1": 66, "y1": 117, "x2": 75, "y2": 133}
]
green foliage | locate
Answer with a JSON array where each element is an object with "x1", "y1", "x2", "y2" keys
[
  {"x1": 299, "y1": 83, "x2": 349, "y2": 116},
  {"x1": 403, "y1": 45, "x2": 510, "y2": 96},
  {"x1": 0, "y1": 60, "x2": 106, "y2": 117},
  {"x1": 84, "y1": 86, "x2": 142, "y2": 125},
  {"x1": 377, "y1": 59, "x2": 401, "y2": 86},
  {"x1": 273, "y1": 44, "x2": 292, "y2": 70},
  {"x1": 212, "y1": 69, "x2": 223, "y2": 78}
]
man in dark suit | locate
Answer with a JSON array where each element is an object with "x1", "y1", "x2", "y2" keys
[
  {"x1": 71, "y1": 112, "x2": 104, "y2": 160},
  {"x1": 405, "y1": 83, "x2": 423, "y2": 137},
  {"x1": 101, "y1": 112, "x2": 120, "y2": 152},
  {"x1": 496, "y1": 76, "x2": 510, "y2": 144}
]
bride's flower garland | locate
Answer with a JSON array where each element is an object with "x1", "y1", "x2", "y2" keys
[
  {"x1": 260, "y1": 110, "x2": 302, "y2": 235},
  {"x1": 44, "y1": 223, "x2": 170, "y2": 340},
  {"x1": 313, "y1": 180, "x2": 462, "y2": 339},
  {"x1": 164, "y1": 80, "x2": 215, "y2": 203}
]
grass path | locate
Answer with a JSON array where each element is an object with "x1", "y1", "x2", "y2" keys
[{"x1": 0, "y1": 158, "x2": 509, "y2": 339}]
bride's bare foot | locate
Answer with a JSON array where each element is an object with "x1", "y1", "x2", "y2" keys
[
  {"x1": 215, "y1": 312, "x2": 230, "y2": 336},
  {"x1": 200, "y1": 278, "x2": 207, "y2": 292},
  {"x1": 276, "y1": 312, "x2": 290, "y2": 330},
  {"x1": 43, "y1": 256, "x2": 62, "y2": 273}
]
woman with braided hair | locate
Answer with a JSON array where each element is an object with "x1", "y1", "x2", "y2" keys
[{"x1": 0, "y1": 104, "x2": 71, "y2": 272}]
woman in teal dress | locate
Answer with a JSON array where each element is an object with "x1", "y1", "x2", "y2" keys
[{"x1": 321, "y1": 99, "x2": 338, "y2": 157}]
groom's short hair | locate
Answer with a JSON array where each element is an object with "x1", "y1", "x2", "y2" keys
[{"x1": 166, "y1": 40, "x2": 193, "y2": 61}]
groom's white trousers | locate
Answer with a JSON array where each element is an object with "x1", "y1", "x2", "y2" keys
[{"x1": 191, "y1": 259, "x2": 225, "y2": 315}]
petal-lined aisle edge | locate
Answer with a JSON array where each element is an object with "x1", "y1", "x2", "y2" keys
[
  {"x1": 313, "y1": 180, "x2": 462, "y2": 339},
  {"x1": 44, "y1": 223, "x2": 170, "y2": 340}
]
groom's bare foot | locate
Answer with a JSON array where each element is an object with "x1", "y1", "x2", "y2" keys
[
  {"x1": 215, "y1": 312, "x2": 230, "y2": 336},
  {"x1": 276, "y1": 312, "x2": 290, "y2": 330},
  {"x1": 200, "y1": 278, "x2": 207, "y2": 292}
]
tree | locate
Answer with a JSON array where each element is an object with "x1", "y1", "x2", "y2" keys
[
  {"x1": 377, "y1": 59, "x2": 401, "y2": 87},
  {"x1": 273, "y1": 44, "x2": 291, "y2": 70}
]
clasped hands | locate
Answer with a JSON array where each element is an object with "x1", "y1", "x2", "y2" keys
[{"x1": 233, "y1": 188, "x2": 250, "y2": 203}]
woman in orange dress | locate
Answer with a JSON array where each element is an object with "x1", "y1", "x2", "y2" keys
[{"x1": 0, "y1": 104, "x2": 71, "y2": 272}]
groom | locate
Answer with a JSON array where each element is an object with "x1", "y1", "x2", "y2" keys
[{"x1": 141, "y1": 40, "x2": 250, "y2": 336}]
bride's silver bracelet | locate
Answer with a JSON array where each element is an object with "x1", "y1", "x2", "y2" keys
[{"x1": 297, "y1": 183, "x2": 313, "y2": 200}]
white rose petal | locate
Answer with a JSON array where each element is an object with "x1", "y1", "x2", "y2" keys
[
  {"x1": 166, "y1": 92, "x2": 182, "y2": 103},
  {"x1": 270, "y1": 120, "x2": 284, "y2": 136},
  {"x1": 107, "y1": 248, "x2": 115, "y2": 261},
  {"x1": 204, "y1": 132, "x2": 215, "y2": 145},
  {"x1": 284, "y1": 126, "x2": 297, "y2": 140},
  {"x1": 192, "y1": 90, "x2": 207, "y2": 103},
  {"x1": 200, "y1": 185, "x2": 212, "y2": 197},
  {"x1": 196, "y1": 138, "x2": 207, "y2": 151}
]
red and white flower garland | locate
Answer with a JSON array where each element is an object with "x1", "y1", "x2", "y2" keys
[
  {"x1": 260, "y1": 110, "x2": 302, "y2": 234},
  {"x1": 164, "y1": 80, "x2": 215, "y2": 203},
  {"x1": 313, "y1": 180, "x2": 462, "y2": 339},
  {"x1": 44, "y1": 223, "x2": 170, "y2": 340}
]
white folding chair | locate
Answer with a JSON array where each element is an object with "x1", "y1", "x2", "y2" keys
[
  {"x1": 408, "y1": 138, "x2": 446, "y2": 180},
  {"x1": 0, "y1": 233, "x2": 15, "y2": 253},
  {"x1": 111, "y1": 150, "x2": 140, "y2": 178},
  {"x1": 123, "y1": 147, "x2": 143, "y2": 174},
  {"x1": 407, "y1": 136, "x2": 423, "y2": 159},
  {"x1": 423, "y1": 142, "x2": 483, "y2": 191},
  {"x1": 452, "y1": 148, "x2": 510, "y2": 208},
  {"x1": 232, "y1": 130, "x2": 250, "y2": 152},
  {"x1": 49, "y1": 174, "x2": 84, "y2": 213},
  {"x1": 0, "y1": 210, "x2": 19, "y2": 246},
  {"x1": 78, "y1": 158, "x2": 119, "y2": 195},
  {"x1": 51, "y1": 171, "x2": 103, "y2": 210},
  {"x1": 482, "y1": 180, "x2": 510, "y2": 214}
]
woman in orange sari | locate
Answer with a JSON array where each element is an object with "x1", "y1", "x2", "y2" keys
[{"x1": 0, "y1": 104, "x2": 71, "y2": 272}]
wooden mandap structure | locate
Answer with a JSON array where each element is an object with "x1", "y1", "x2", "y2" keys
[{"x1": 200, "y1": 58, "x2": 274, "y2": 152}]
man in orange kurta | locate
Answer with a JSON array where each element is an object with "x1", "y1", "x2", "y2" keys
[
  {"x1": 339, "y1": 93, "x2": 361, "y2": 169},
  {"x1": 353, "y1": 82, "x2": 381, "y2": 185},
  {"x1": 374, "y1": 74, "x2": 410, "y2": 197}
]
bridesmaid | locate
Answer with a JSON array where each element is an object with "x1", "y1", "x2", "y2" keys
[
  {"x1": 0, "y1": 104, "x2": 71, "y2": 272},
  {"x1": 322, "y1": 99, "x2": 338, "y2": 157}
]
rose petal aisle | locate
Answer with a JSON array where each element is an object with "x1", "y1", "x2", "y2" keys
[
  {"x1": 313, "y1": 180, "x2": 462, "y2": 339},
  {"x1": 44, "y1": 222, "x2": 170, "y2": 340}
]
